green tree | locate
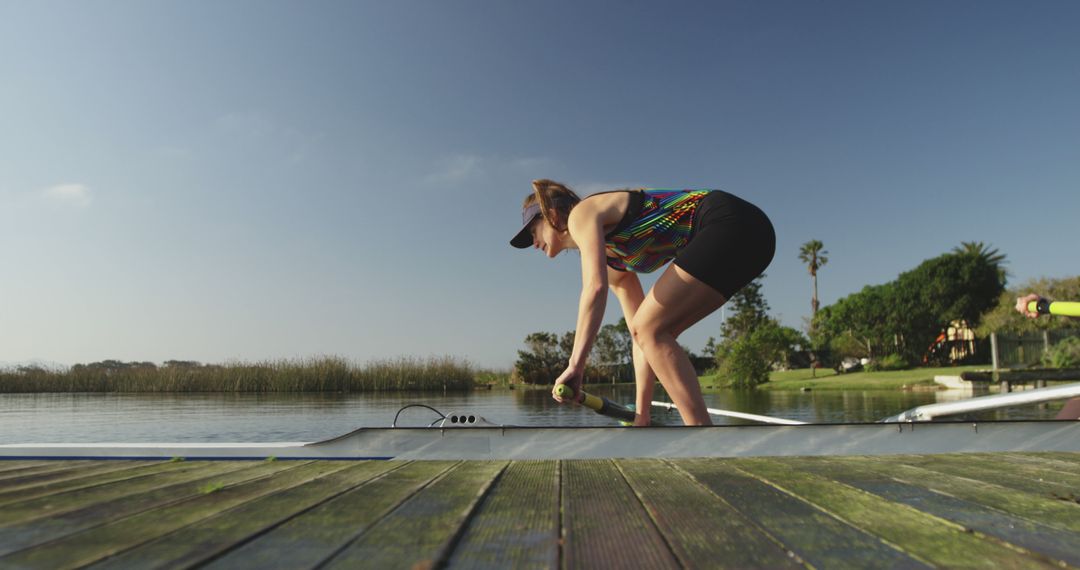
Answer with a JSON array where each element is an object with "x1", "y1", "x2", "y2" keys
[
  {"x1": 720, "y1": 320, "x2": 807, "y2": 387},
  {"x1": 595, "y1": 318, "x2": 633, "y2": 381},
  {"x1": 720, "y1": 276, "x2": 770, "y2": 342},
  {"x1": 513, "y1": 332, "x2": 564, "y2": 384},
  {"x1": 798, "y1": 240, "x2": 828, "y2": 317},
  {"x1": 702, "y1": 336, "x2": 718, "y2": 360},
  {"x1": 813, "y1": 247, "x2": 1005, "y2": 364},
  {"x1": 952, "y1": 241, "x2": 1007, "y2": 284}
]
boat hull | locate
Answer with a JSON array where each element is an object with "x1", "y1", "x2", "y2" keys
[{"x1": 2, "y1": 421, "x2": 1077, "y2": 460}]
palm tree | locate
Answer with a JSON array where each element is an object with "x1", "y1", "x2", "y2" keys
[
  {"x1": 952, "y1": 241, "x2": 1008, "y2": 285},
  {"x1": 798, "y1": 240, "x2": 829, "y2": 317}
]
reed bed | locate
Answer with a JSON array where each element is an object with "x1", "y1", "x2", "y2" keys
[{"x1": 0, "y1": 356, "x2": 477, "y2": 393}]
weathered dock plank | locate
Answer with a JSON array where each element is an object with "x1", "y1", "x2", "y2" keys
[
  {"x1": 0, "y1": 461, "x2": 107, "y2": 483},
  {"x1": 1, "y1": 461, "x2": 349, "y2": 568},
  {"x1": 87, "y1": 461, "x2": 400, "y2": 569},
  {"x1": 319, "y1": 460, "x2": 507, "y2": 569},
  {"x1": 884, "y1": 453, "x2": 1080, "y2": 493},
  {"x1": 561, "y1": 459, "x2": 679, "y2": 569},
  {"x1": 1036, "y1": 451, "x2": 1080, "y2": 467},
  {"x1": 0, "y1": 461, "x2": 206, "y2": 508},
  {"x1": 782, "y1": 456, "x2": 1080, "y2": 568},
  {"x1": 0, "y1": 460, "x2": 62, "y2": 475},
  {"x1": 445, "y1": 460, "x2": 560, "y2": 570},
  {"x1": 995, "y1": 451, "x2": 1080, "y2": 474},
  {"x1": 0, "y1": 461, "x2": 300, "y2": 558},
  {"x1": 617, "y1": 459, "x2": 802, "y2": 569},
  {"x1": 816, "y1": 456, "x2": 1080, "y2": 534},
  {"x1": 0, "y1": 453, "x2": 1073, "y2": 569},
  {"x1": 676, "y1": 459, "x2": 931, "y2": 570},
  {"x1": 733, "y1": 458, "x2": 1063, "y2": 569},
  {"x1": 201, "y1": 461, "x2": 456, "y2": 569},
  {"x1": 0, "y1": 461, "x2": 158, "y2": 503},
  {"x1": 0, "y1": 461, "x2": 251, "y2": 527}
]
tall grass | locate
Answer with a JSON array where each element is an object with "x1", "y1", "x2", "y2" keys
[{"x1": 0, "y1": 356, "x2": 477, "y2": 393}]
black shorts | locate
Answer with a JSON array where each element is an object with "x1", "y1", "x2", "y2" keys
[{"x1": 673, "y1": 191, "x2": 775, "y2": 299}]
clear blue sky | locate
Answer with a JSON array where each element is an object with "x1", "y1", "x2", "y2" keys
[{"x1": 2, "y1": 1, "x2": 1078, "y2": 370}]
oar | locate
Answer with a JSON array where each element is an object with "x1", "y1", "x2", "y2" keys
[
  {"x1": 1028, "y1": 299, "x2": 1080, "y2": 317},
  {"x1": 553, "y1": 384, "x2": 637, "y2": 423}
]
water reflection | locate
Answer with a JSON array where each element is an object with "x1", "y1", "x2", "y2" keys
[{"x1": 0, "y1": 387, "x2": 1064, "y2": 444}]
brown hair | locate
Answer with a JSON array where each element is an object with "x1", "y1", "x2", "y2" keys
[{"x1": 525, "y1": 179, "x2": 581, "y2": 231}]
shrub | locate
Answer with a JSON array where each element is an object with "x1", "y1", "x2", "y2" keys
[
  {"x1": 866, "y1": 354, "x2": 910, "y2": 372},
  {"x1": 1043, "y1": 337, "x2": 1080, "y2": 369},
  {"x1": 720, "y1": 334, "x2": 772, "y2": 388}
]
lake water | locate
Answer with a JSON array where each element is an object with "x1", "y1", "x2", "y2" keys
[{"x1": 0, "y1": 386, "x2": 1063, "y2": 444}]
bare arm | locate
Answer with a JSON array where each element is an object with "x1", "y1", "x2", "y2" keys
[{"x1": 551, "y1": 199, "x2": 614, "y2": 402}]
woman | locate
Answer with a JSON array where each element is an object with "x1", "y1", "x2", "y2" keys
[{"x1": 510, "y1": 179, "x2": 775, "y2": 426}]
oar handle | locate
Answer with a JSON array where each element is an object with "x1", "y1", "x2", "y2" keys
[
  {"x1": 553, "y1": 385, "x2": 637, "y2": 423},
  {"x1": 1028, "y1": 299, "x2": 1080, "y2": 318}
]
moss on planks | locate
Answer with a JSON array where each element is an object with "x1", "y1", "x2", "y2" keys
[
  {"x1": 879, "y1": 453, "x2": 1080, "y2": 493},
  {"x1": 616, "y1": 459, "x2": 801, "y2": 569},
  {"x1": 774, "y1": 456, "x2": 1080, "y2": 568},
  {"x1": 560, "y1": 459, "x2": 679, "y2": 569},
  {"x1": 446, "y1": 460, "x2": 560, "y2": 570},
  {"x1": 802, "y1": 455, "x2": 1080, "y2": 534},
  {"x1": 201, "y1": 461, "x2": 458, "y2": 570},
  {"x1": 732, "y1": 457, "x2": 1062, "y2": 569},
  {"x1": 0, "y1": 461, "x2": 302, "y2": 559},
  {"x1": 319, "y1": 460, "x2": 507, "y2": 569},
  {"x1": 0, "y1": 454, "x2": 1074, "y2": 569},
  {"x1": 0, "y1": 461, "x2": 160, "y2": 505},
  {"x1": 675, "y1": 458, "x2": 931, "y2": 570},
  {"x1": 87, "y1": 461, "x2": 400, "y2": 570}
]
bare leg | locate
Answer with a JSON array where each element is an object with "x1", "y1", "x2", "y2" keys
[
  {"x1": 632, "y1": 343, "x2": 654, "y2": 426},
  {"x1": 631, "y1": 264, "x2": 727, "y2": 426}
]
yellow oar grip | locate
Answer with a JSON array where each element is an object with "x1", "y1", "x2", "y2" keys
[
  {"x1": 1028, "y1": 300, "x2": 1080, "y2": 318},
  {"x1": 554, "y1": 384, "x2": 603, "y2": 411},
  {"x1": 553, "y1": 384, "x2": 636, "y2": 423}
]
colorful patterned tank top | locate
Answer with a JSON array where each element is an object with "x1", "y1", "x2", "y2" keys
[{"x1": 605, "y1": 189, "x2": 711, "y2": 273}]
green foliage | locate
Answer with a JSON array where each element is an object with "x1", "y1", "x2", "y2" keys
[
  {"x1": 474, "y1": 369, "x2": 513, "y2": 386},
  {"x1": 977, "y1": 276, "x2": 1080, "y2": 335},
  {"x1": 0, "y1": 356, "x2": 476, "y2": 393},
  {"x1": 799, "y1": 239, "x2": 829, "y2": 316},
  {"x1": 702, "y1": 336, "x2": 718, "y2": 360},
  {"x1": 866, "y1": 353, "x2": 910, "y2": 372},
  {"x1": 720, "y1": 332, "x2": 773, "y2": 388},
  {"x1": 513, "y1": 332, "x2": 565, "y2": 384},
  {"x1": 719, "y1": 320, "x2": 807, "y2": 388},
  {"x1": 812, "y1": 247, "x2": 1006, "y2": 363},
  {"x1": 199, "y1": 482, "x2": 225, "y2": 494},
  {"x1": 1043, "y1": 337, "x2": 1080, "y2": 368},
  {"x1": 512, "y1": 319, "x2": 633, "y2": 386},
  {"x1": 720, "y1": 276, "x2": 771, "y2": 342},
  {"x1": 710, "y1": 276, "x2": 808, "y2": 387},
  {"x1": 798, "y1": 240, "x2": 829, "y2": 274},
  {"x1": 594, "y1": 318, "x2": 633, "y2": 368}
]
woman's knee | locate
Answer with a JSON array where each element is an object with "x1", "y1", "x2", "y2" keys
[{"x1": 629, "y1": 318, "x2": 671, "y2": 348}]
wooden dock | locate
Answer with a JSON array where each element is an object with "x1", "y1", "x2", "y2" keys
[{"x1": 0, "y1": 453, "x2": 1077, "y2": 568}]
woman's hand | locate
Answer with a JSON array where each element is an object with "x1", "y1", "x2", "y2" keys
[
  {"x1": 1015, "y1": 293, "x2": 1042, "y2": 318},
  {"x1": 551, "y1": 365, "x2": 585, "y2": 404}
]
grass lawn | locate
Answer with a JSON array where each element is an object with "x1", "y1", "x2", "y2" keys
[{"x1": 699, "y1": 365, "x2": 986, "y2": 391}]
